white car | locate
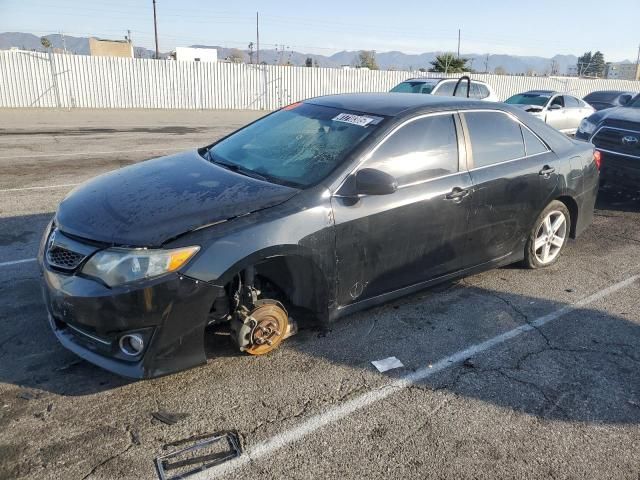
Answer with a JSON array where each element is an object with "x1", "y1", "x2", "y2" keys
[
  {"x1": 390, "y1": 78, "x2": 499, "y2": 102},
  {"x1": 505, "y1": 90, "x2": 595, "y2": 135}
]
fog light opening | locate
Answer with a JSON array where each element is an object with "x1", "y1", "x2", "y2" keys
[{"x1": 119, "y1": 334, "x2": 144, "y2": 356}]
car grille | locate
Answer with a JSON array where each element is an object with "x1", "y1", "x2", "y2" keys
[
  {"x1": 45, "y1": 230, "x2": 87, "y2": 271},
  {"x1": 47, "y1": 246, "x2": 85, "y2": 270},
  {"x1": 592, "y1": 127, "x2": 640, "y2": 158}
]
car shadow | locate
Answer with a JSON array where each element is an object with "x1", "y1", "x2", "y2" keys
[
  {"x1": 596, "y1": 185, "x2": 640, "y2": 213},
  {"x1": 2, "y1": 266, "x2": 640, "y2": 428}
]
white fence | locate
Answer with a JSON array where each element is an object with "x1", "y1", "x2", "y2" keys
[{"x1": 1, "y1": 50, "x2": 640, "y2": 110}]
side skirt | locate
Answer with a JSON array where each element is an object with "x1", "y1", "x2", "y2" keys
[{"x1": 328, "y1": 251, "x2": 522, "y2": 322}]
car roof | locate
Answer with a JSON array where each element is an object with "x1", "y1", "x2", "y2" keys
[
  {"x1": 401, "y1": 77, "x2": 488, "y2": 85},
  {"x1": 305, "y1": 92, "x2": 492, "y2": 117},
  {"x1": 584, "y1": 90, "x2": 633, "y2": 98}
]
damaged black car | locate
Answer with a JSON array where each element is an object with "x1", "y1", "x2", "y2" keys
[{"x1": 39, "y1": 92, "x2": 599, "y2": 379}]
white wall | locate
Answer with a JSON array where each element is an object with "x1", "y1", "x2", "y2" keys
[
  {"x1": 1, "y1": 50, "x2": 640, "y2": 110},
  {"x1": 175, "y1": 47, "x2": 217, "y2": 63}
]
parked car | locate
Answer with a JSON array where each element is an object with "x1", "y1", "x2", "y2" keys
[
  {"x1": 576, "y1": 93, "x2": 640, "y2": 189},
  {"x1": 505, "y1": 90, "x2": 594, "y2": 135},
  {"x1": 390, "y1": 78, "x2": 498, "y2": 101},
  {"x1": 583, "y1": 90, "x2": 636, "y2": 111},
  {"x1": 40, "y1": 93, "x2": 599, "y2": 378}
]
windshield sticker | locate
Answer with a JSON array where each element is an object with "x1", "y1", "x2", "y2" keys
[{"x1": 332, "y1": 113, "x2": 382, "y2": 127}]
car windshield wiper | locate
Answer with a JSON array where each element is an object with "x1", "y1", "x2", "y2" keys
[{"x1": 206, "y1": 152, "x2": 269, "y2": 182}]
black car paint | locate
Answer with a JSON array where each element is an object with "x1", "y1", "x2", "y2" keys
[
  {"x1": 40, "y1": 93, "x2": 599, "y2": 379},
  {"x1": 56, "y1": 151, "x2": 299, "y2": 247},
  {"x1": 583, "y1": 91, "x2": 636, "y2": 111},
  {"x1": 575, "y1": 102, "x2": 640, "y2": 188}
]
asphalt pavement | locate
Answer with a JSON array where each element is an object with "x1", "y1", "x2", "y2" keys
[{"x1": 0, "y1": 109, "x2": 639, "y2": 480}]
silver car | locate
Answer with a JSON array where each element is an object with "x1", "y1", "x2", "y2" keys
[{"x1": 505, "y1": 90, "x2": 594, "y2": 135}]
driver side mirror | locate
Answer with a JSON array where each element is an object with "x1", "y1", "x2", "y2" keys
[
  {"x1": 355, "y1": 168, "x2": 398, "y2": 195},
  {"x1": 548, "y1": 104, "x2": 563, "y2": 110}
]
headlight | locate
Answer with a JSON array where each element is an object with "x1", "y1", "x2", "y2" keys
[
  {"x1": 82, "y1": 246, "x2": 200, "y2": 287},
  {"x1": 578, "y1": 118, "x2": 596, "y2": 136}
]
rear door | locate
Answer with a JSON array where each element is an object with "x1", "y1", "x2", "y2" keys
[
  {"x1": 331, "y1": 113, "x2": 472, "y2": 306},
  {"x1": 460, "y1": 110, "x2": 558, "y2": 268}
]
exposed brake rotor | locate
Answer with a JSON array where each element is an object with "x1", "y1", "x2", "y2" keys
[{"x1": 234, "y1": 301, "x2": 290, "y2": 355}]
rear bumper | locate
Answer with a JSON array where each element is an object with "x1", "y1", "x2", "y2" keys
[{"x1": 40, "y1": 263, "x2": 223, "y2": 379}]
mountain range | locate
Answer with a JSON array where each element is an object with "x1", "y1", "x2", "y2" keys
[{"x1": 0, "y1": 31, "x2": 618, "y2": 75}]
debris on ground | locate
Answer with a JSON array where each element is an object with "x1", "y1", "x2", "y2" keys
[
  {"x1": 151, "y1": 411, "x2": 189, "y2": 426},
  {"x1": 371, "y1": 356, "x2": 404, "y2": 372},
  {"x1": 17, "y1": 391, "x2": 36, "y2": 401},
  {"x1": 155, "y1": 431, "x2": 241, "y2": 479},
  {"x1": 463, "y1": 358, "x2": 476, "y2": 369}
]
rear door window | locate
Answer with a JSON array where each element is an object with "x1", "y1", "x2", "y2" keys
[
  {"x1": 521, "y1": 126, "x2": 548, "y2": 156},
  {"x1": 464, "y1": 112, "x2": 525, "y2": 168},
  {"x1": 564, "y1": 95, "x2": 580, "y2": 108},
  {"x1": 366, "y1": 114, "x2": 459, "y2": 185},
  {"x1": 476, "y1": 83, "x2": 490, "y2": 99}
]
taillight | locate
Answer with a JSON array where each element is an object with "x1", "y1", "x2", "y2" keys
[{"x1": 593, "y1": 150, "x2": 601, "y2": 170}]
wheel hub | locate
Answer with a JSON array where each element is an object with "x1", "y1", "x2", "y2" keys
[{"x1": 244, "y1": 303, "x2": 289, "y2": 355}]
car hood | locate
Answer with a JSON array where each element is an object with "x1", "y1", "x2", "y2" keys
[
  {"x1": 588, "y1": 105, "x2": 640, "y2": 125},
  {"x1": 56, "y1": 150, "x2": 299, "y2": 247}
]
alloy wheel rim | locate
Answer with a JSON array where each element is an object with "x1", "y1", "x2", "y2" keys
[{"x1": 534, "y1": 210, "x2": 567, "y2": 265}]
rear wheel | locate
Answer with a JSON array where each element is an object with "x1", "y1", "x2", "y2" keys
[{"x1": 524, "y1": 200, "x2": 570, "y2": 269}]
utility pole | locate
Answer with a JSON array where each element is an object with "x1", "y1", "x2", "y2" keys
[
  {"x1": 484, "y1": 54, "x2": 489, "y2": 73},
  {"x1": 256, "y1": 11, "x2": 260, "y2": 65},
  {"x1": 457, "y1": 29, "x2": 461, "y2": 59},
  {"x1": 60, "y1": 31, "x2": 67, "y2": 54},
  {"x1": 635, "y1": 43, "x2": 640, "y2": 81},
  {"x1": 127, "y1": 29, "x2": 132, "y2": 44},
  {"x1": 152, "y1": 0, "x2": 160, "y2": 59}
]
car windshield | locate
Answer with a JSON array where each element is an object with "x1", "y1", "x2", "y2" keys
[
  {"x1": 390, "y1": 81, "x2": 435, "y2": 94},
  {"x1": 505, "y1": 93, "x2": 550, "y2": 106},
  {"x1": 205, "y1": 103, "x2": 384, "y2": 188}
]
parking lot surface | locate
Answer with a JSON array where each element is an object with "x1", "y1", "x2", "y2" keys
[{"x1": 1, "y1": 109, "x2": 639, "y2": 480}]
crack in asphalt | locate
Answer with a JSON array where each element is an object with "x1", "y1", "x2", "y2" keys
[{"x1": 79, "y1": 437, "x2": 134, "y2": 480}]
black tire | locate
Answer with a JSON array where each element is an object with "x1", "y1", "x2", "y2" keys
[{"x1": 524, "y1": 200, "x2": 570, "y2": 269}]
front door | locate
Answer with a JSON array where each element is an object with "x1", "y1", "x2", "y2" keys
[{"x1": 331, "y1": 113, "x2": 473, "y2": 306}]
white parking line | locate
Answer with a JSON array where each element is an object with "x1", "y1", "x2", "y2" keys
[
  {"x1": 0, "y1": 183, "x2": 80, "y2": 193},
  {"x1": 0, "y1": 258, "x2": 37, "y2": 268},
  {"x1": 0, "y1": 146, "x2": 192, "y2": 160},
  {"x1": 197, "y1": 273, "x2": 640, "y2": 479}
]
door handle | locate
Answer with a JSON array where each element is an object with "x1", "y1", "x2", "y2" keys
[
  {"x1": 539, "y1": 166, "x2": 555, "y2": 176},
  {"x1": 445, "y1": 187, "x2": 470, "y2": 202}
]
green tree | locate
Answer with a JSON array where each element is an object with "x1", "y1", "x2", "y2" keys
[
  {"x1": 577, "y1": 51, "x2": 592, "y2": 76},
  {"x1": 577, "y1": 51, "x2": 606, "y2": 77},
  {"x1": 429, "y1": 53, "x2": 470, "y2": 73},
  {"x1": 493, "y1": 66, "x2": 507, "y2": 75},
  {"x1": 40, "y1": 37, "x2": 51, "y2": 49},
  {"x1": 305, "y1": 57, "x2": 313, "y2": 67},
  {"x1": 590, "y1": 51, "x2": 606, "y2": 77},
  {"x1": 357, "y1": 50, "x2": 378, "y2": 70}
]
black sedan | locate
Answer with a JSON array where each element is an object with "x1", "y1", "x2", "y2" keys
[
  {"x1": 583, "y1": 90, "x2": 637, "y2": 111},
  {"x1": 40, "y1": 93, "x2": 600, "y2": 378}
]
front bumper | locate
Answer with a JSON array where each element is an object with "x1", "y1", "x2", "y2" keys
[
  {"x1": 598, "y1": 151, "x2": 640, "y2": 190},
  {"x1": 40, "y1": 260, "x2": 222, "y2": 379}
]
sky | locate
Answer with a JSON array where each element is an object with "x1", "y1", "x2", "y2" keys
[{"x1": 1, "y1": 0, "x2": 638, "y2": 61}]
